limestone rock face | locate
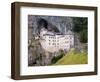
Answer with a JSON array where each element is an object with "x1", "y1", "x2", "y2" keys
[{"x1": 28, "y1": 15, "x2": 74, "y2": 35}]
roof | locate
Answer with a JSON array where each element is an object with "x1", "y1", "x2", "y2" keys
[{"x1": 43, "y1": 30, "x2": 74, "y2": 36}]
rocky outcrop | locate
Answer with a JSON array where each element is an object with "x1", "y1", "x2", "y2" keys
[{"x1": 28, "y1": 15, "x2": 74, "y2": 34}]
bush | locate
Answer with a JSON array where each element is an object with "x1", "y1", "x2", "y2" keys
[
  {"x1": 51, "y1": 53, "x2": 64, "y2": 64},
  {"x1": 79, "y1": 29, "x2": 87, "y2": 43}
]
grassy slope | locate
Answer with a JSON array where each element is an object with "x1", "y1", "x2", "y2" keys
[{"x1": 53, "y1": 50, "x2": 88, "y2": 65}]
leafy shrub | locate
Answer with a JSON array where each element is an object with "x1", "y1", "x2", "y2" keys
[
  {"x1": 51, "y1": 53, "x2": 64, "y2": 64},
  {"x1": 79, "y1": 29, "x2": 87, "y2": 43}
]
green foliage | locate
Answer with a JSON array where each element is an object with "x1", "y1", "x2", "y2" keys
[
  {"x1": 72, "y1": 17, "x2": 88, "y2": 43},
  {"x1": 52, "y1": 50, "x2": 88, "y2": 65},
  {"x1": 80, "y1": 29, "x2": 87, "y2": 43},
  {"x1": 51, "y1": 52, "x2": 64, "y2": 64},
  {"x1": 73, "y1": 17, "x2": 87, "y2": 32}
]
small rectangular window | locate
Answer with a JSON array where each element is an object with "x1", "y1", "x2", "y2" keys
[{"x1": 52, "y1": 43, "x2": 54, "y2": 45}]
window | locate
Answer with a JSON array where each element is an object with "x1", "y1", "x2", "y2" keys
[
  {"x1": 52, "y1": 43, "x2": 55, "y2": 45},
  {"x1": 69, "y1": 36, "x2": 72, "y2": 39},
  {"x1": 69, "y1": 36, "x2": 73, "y2": 39},
  {"x1": 65, "y1": 41, "x2": 69, "y2": 43},
  {"x1": 65, "y1": 37, "x2": 68, "y2": 39}
]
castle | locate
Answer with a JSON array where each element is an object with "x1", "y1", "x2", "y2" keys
[
  {"x1": 39, "y1": 28, "x2": 74, "y2": 53},
  {"x1": 28, "y1": 18, "x2": 75, "y2": 65}
]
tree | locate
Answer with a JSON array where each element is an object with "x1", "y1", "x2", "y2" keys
[
  {"x1": 80, "y1": 29, "x2": 87, "y2": 43},
  {"x1": 72, "y1": 17, "x2": 88, "y2": 43}
]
